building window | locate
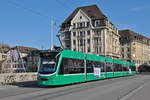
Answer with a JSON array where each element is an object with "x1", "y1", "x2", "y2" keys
[
  {"x1": 95, "y1": 20, "x2": 100, "y2": 27},
  {"x1": 80, "y1": 40, "x2": 83, "y2": 46},
  {"x1": 73, "y1": 32, "x2": 76, "y2": 37},
  {"x1": 83, "y1": 22, "x2": 85, "y2": 27},
  {"x1": 73, "y1": 23, "x2": 76, "y2": 28},
  {"x1": 77, "y1": 23, "x2": 79, "y2": 28},
  {"x1": 88, "y1": 39, "x2": 90, "y2": 44},
  {"x1": 88, "y1": 47, "x2": 90, "y2": 52},
  {"x1": 87, "y1": 31, "x2": 90, "y2": 35},
  {"x1": 83, "y1": 31, "x2": 85, "y2": 36},
  {"x1": 73, "y1": 40, "x2": 76, "y2": 45},
  {"x1": 80, "y1": 31, "x2": 85, "y2": 37},
  {"x1": 122, "y1": 54, "x2": 124, "y2": 58},
  {"x1": 80, "y1": 16, "x2": 82, "y2": 19},
  {"x1": 99, "y1": 47, "x2": 101, "y2": 53},
  {"x1": 119, "y1": 38, "x2": 122, "y2": 41},
  {"x1": 87, "y1": 22, "x2": 90, "y2": 27},
  {"x1": 80, "y1": 31, "x2": 83, "y2": 37},
  {"x1": 121, "y1": 48, "x2": 124, "y2": 52},
  {"x1": 95, "y1": 30, "x2": 101, "y2": 35},
  {"x1": 127, "y1": 54, "x2": 130, "y2": 58},
  {"x1": 127, "y1": 48, "x2": 130, "y2": 52},
  {"x1": 80, "y1": 23, "x2": 82, "y2": 27}
]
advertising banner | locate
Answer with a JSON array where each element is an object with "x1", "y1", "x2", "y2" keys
[{"x1": 94, "y1": 67, "x2": 101, "y2": 78}]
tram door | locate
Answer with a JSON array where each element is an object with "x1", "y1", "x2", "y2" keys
[{"x1": 106, "y1": 63, "x2": 113, "y2": 78}]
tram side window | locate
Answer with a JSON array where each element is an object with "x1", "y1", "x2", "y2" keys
[
  {"x1": 113, "y1": 64, "x2": 116, "y2": 72},
  {"x1": 86, "y1": 61, "x2": 105, "y2": 73},
  {"x1": 123, "y1": 65, "x2": 129, "y2": 71},
  {"x1": 130, "y1": 66, "x2": 136, "y2": 71},
  {"x1": 106, "y1": 63, "x2": 113, "y2": 72},
  {"x1": 114, "y1": 64, "x2": 122, "y2": 72},
  {"x1": 100, "y1": 62, "x2": 105, "y2": 72},
  {"x1": 93, "y1": 61, "x2": 105, "y2": 72},
  {"x1": 59, "y1": 58, "x2": 84, "y2": 74},
  {"x1": 86, "y1": 61, "x2": 94, "y2": 73}
]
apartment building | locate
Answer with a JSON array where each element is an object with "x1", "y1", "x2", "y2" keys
[
  {"x1": 59, "y1": 5, "x2": 120, "y2": 58},
  {"x1": 149, "y1": 40, "x2": 150, "y2": 65},
  {"x1": 0, "y1": 44, "x2": 10, "y2": 61},
  {"x1": 119, "y1": 29, "x2": 150, "y2": 70}
]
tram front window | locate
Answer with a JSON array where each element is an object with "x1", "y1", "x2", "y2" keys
[{"x1": 39, "y1": 58, "x2": 57, "y2": 74}]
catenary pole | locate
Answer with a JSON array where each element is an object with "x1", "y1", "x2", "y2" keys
[
  {"x1": 51, "y1": 16, "x2": 53, "y2": 50},
  {"x1": 84, "y1": 53, "x2": 87, "y2": 82}
]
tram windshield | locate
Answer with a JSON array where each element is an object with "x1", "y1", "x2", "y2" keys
[{"x1": 39, "y1": 51, "x2": 60, "y2": 74}]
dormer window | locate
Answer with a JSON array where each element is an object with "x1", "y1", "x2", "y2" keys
[
  {"x1": 78, "y1": 22, "x2": 85, "y2": 27},
  {"x1": 91, "y1": 16, "x2": 95, "y2": 19},
  {"x1": 73, "y1": 23, "x2": 76, "y2": 28},
  {"x1": 95, "y1": 20, "x2": 100, "y2": 27},
  {"x1": 80, "y1": 16, "x2": 82, "y2": 19}
]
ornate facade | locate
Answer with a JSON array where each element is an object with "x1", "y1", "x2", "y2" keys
[{"x1": 59, "y1": 5, "x2": 120, "y2": 58}]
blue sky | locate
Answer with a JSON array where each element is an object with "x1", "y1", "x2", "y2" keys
[{"x1": 0, "y1": 0, "x2": 150, "y2": 49}]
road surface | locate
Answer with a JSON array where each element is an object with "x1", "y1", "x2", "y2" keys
[{"x1": 0, "y1": 74, "x2": 150, "y2": 100}]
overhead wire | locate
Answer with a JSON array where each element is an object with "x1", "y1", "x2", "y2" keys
[
  {"x1": 7, "y1": 0, "x2": 62, "y2": 29},
  {"x1": 6, "y1": 0, "x2": 50, "y2": 20},
  {"x1": 7, "y1": 0, "x2": 149, "y2": 38},
  {"x1": 6, "y1": 0, "x2": 62, "y2": 48}
]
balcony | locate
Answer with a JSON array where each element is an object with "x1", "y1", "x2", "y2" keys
[
  {"x1": 94, "y1": 34, "x2": 101, "y2": 38},
  {"x1": 77, "y1": 36, "x2": 85, "y2": 39}
]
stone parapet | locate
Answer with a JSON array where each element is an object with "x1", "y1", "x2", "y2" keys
[{"x1": 0, "y1": 73, "x2": 37, "y2": 85}]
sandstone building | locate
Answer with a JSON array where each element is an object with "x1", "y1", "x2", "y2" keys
[
  {"x1": 149, "y1": 41, "x2": 150, "y2": 63},
  {"x1": 119, "y1": 29, "x2": 150, "y2": 70},
  {"x1": 59, "y1": 5, "x2": 120, "y2": 58}
]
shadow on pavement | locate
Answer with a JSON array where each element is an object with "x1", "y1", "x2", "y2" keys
[
  {"x1": 5, "y1": 81, "x2": 70, "y2": 89},
  {"x1": 6, "y1": 81, "x2": 41, "y2": 88}
]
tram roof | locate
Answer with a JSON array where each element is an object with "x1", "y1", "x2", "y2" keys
[
  {"x1": 60, "y1": 50, "x2": 135, "y2": 66},
  {"x1": 61, "y1": 50, "x2": 105, "y2": 61},
  {"x1": 61, "y1": 50, "x2": 84, "y2": 59},
  {"x1": 86, "y1": 53, "x2": 105, "y2": 62}
]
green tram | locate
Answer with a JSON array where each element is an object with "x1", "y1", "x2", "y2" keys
[{"x1": 37, "y1": 50, "x2": 136, "y2": 86}]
